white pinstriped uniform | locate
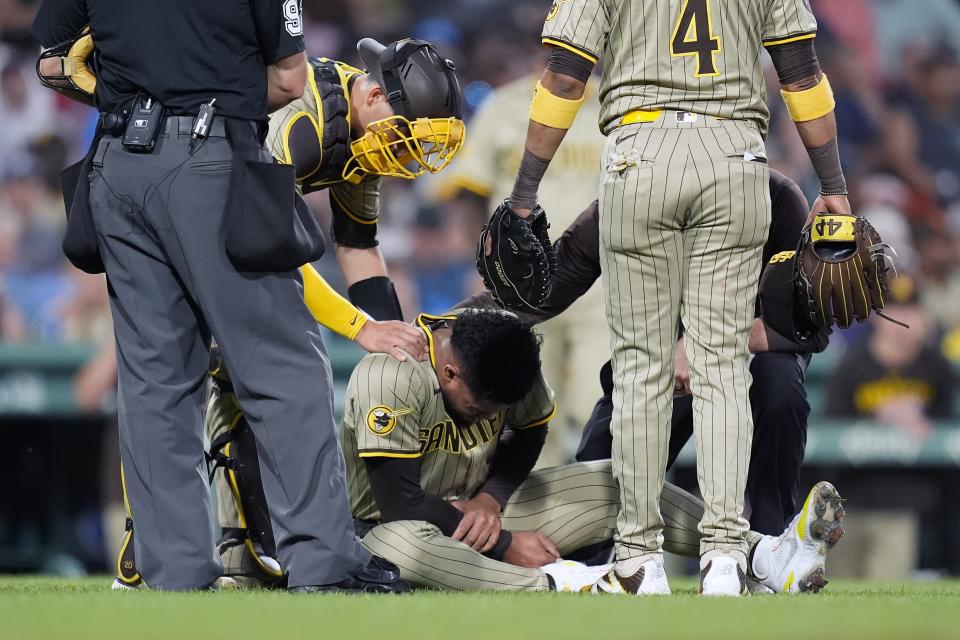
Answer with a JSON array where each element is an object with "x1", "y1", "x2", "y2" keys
[
  {"x1": 206, "y1": 312, "x2": 760, "y2": 590},
  {"x1": 541, "y1": 0, "x2": 817, "y2": 564},
  {"x1": 338, "y1": 313, "x2": 708, "y2": 590}
]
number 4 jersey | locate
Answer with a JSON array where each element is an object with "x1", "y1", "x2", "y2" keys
[{"x1": 541, "y1": 0, "x2": 817, "y2": 136}]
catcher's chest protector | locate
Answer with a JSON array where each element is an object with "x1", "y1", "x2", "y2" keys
[{"x1": 300, "y1": 60, "x2": 352, "y2": 190}]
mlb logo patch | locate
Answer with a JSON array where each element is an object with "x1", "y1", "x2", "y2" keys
[{"x1": 676, "y1": 112, "x2": 698, "y2": 123}]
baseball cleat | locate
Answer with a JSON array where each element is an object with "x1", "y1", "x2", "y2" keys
[
  {"x1": 216, "y1": 576, "x2": 238, "y2": 590},
  {"x1": 750, "y1": 481, "x2": 846, "y2": 594},
  {"x1": 745, "y1": 576, "x2": 774, "y2": 595},
  {"x1": 699, "y1": 555, "x2": 747, "y2": 596},
  {"x1": 111, "y1": 578, "x2": 140, "y2": 591},
  {"x1": 592, "y1": 555, "x2": 671, "y2": 595},
  {"x1": 541, "y1": 560, "x2": 611, "y2": 593}
]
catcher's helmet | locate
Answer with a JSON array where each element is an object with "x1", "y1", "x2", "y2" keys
[
  {"x1": 357, "y1": 37, "x2": 462, "y2": 121},
  {"x1": 344, "y1": 38, "x2": 465, "y2": 183}
]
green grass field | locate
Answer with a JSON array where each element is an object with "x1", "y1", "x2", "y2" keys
[{"x1": 0, "y1": 577, "x2": 957, "y2": 640}]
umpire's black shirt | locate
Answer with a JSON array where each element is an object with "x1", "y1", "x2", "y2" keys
[{"x1": 31, "y1": 0, "x2": 305, "y2": 119}]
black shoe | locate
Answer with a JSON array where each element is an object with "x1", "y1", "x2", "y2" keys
[{"x1": 288, "y1": 556, "x2": 411, "y2": 594}]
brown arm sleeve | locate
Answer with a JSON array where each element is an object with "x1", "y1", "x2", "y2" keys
[
  {"x1": 459, "y1": 201, "x2": 601, "y2": 323},
  {"x1": 477, "y1": 425, "x2": 547, "y2": 508},
  {"x1": 535, "y1": 200, "x2": 602, "y2": 321}
]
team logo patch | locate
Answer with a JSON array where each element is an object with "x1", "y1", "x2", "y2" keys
[
  {"x1": 545, "y1": 0, "x2": 569, "y2": 21},
  {"x1": 366, "y1": 405, "x2": 412, "y2": 436}
]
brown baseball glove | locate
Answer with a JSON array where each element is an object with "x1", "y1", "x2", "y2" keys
[{"x1": 794, "y1": 212, "x2": 893, "y2": 330}]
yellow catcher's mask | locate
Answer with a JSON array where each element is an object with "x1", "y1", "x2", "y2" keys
[{"x1": 343, "y1": 115, "x2": 465, "y2": 183}]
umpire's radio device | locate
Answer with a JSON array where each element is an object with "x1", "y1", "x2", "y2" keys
[{"x1": 122, "y1": 95, "x2": 164, "y2": 152}]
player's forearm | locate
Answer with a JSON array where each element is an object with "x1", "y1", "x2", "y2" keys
[
  {"x1": 509, "y1": 70, "x2": 587, "y2": 211},
  {"x1": 365, "y1": 457, "x2": 464, "y2": 535},
  {"x1": 478, "y1": 425, "x2": 547, "y2": 508},
  {"x1": 267, "y1": 52, "x2": 307, "y2": 112},
  {"x1": 299, "y1": 264, "x2": 367, "y2": 340},
  {"x1": 536, "y1": 200, "x2": 602, "y2": 320},
  {"x1": 770, "y1": 38, "x2": 847, "y2": 196},
  {"x1": 524, "y1": 71, "x2": 586, "y2": 160},
  {"x1": 334, "y1": 245, "x2": 388, "y2": 285},
  {"x1": 791, "y1": 104, "x2": 836, "y2": 149}
]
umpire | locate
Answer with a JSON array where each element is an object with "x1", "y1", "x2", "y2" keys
[{"x1": 31, "y1": 1, "x2": 389, "y2": 591}]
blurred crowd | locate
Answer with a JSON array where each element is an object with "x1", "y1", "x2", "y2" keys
[{"x1": 0, "y1": 0, "x2": 959, "y2": 576}]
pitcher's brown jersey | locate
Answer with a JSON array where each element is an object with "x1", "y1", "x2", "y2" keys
[
  {"x1": 341, "y1": 312, "x2": 556, "y2": 522},
  {"x1": 541, "y1": 0, "x2": 817, "y2": 136}
]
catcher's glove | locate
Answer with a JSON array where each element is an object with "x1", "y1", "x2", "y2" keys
[
  {"x1": 476, "y1": 200, "x2": 557, "y2": 312},
  {"x1": 36, "y1": 26, "x2": 96, "y2": 105},
  {"x1": 794, "y1": 212, "x2": 894, "y2": 331}
]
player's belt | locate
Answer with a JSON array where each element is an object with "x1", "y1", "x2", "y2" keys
[
  {"x1": 620, "y1": 109, "x2": 664, "y2": 125},
  {"x1": 620, "y1": 109, "x2": 726, "y2": 127}
]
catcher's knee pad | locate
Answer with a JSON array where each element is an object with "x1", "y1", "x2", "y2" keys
[{"x1": 207, "y1": 369, "x2": 286, "y2": 588}]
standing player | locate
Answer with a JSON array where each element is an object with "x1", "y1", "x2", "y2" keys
[
  {"x1": 496, "y1": 0, "x2": 850, "y2": 595},
  {"x1": 444, "y1": 71, "x2": 606, "y2": 467},
  {"x1": 473, "y1": 169, "x2": 830, "y2": 541}
]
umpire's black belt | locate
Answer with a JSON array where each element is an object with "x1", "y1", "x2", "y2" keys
[
  {"x1": 161, "y1": 115, "x2": 229, "y2": 138},
  {"x1": 99, "y1": 112, "x2": 231, "y2": 138}
]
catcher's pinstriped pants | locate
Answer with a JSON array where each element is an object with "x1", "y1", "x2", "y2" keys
[
  {"x1": 359, "y1": 461, "x2": 705, "y2": 591},
  {"x1": 599, "y1": 112, "x2": 771, "y2": 564}
]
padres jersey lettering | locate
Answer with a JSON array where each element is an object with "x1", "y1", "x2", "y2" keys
[
  {"x1": 341, "y1": 313, "x2": 556, "y2": 522},
  {"x1": 541, "y1": 0, "x2": 817, "y2": 135}
]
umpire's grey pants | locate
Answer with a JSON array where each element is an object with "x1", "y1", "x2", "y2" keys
[{"x1": 89, "y1": 123, "x2": 369, "y2": 590}]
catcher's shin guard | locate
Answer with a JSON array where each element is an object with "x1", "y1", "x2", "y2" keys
[
  {"x1": 207, "y1": 363, "x2": 286, "y2": 588},
  {"x1": 115, "y1": 465, "x2": 142, "y2": 588}
]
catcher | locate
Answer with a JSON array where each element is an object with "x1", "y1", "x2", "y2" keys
[{"x1": 36, "y1": 33, "x2": 465, "y2": 590}]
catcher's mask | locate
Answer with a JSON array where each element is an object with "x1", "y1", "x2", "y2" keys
[
  {"x1": 36, "y1": 26, "x2": 96, "y2": 99},
  {"x1": 347, "y1": 37, "x2": 464, "y2": 182}
]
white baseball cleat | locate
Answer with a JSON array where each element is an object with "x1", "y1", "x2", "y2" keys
[
  {"x1": 111, "y1": 578, "x2": 140, "y2": 591},
  {"x1": 745, "y1": 577, "x2": 774, "y2": 595},
  {"x1": 592, "y1": 555, "x2": 671, "y2": 595},
  {"x1": 750, "y1": 481, "x2": 846, "y2": 594},
  {"x1": 541, "y1": 560, "x2": 612, "y2": 592},
  {"x1": 699, "y1": 554, "x2": 747, "y2": 596}
]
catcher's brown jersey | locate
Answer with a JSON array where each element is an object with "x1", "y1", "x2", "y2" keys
[
  {"x1": 341, "y1": 312, "x2": 556, "y2": 522},
  {"x1": 267, "y1": 58, "x2": 381, "y2": 225},
  {"x1": 541, "y1": 0, "x2": 817, "y2": 135}
]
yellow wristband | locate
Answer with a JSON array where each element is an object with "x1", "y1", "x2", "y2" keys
[
  {"x1": 299, "y1": 264, "x2": 368, "y2": 340},
  {"x1": 780, "y1": 75, "x2": 835, "y2": 123},
  {"x1": 529, "y1": 81, "x2": 584, "y2": 129}
]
